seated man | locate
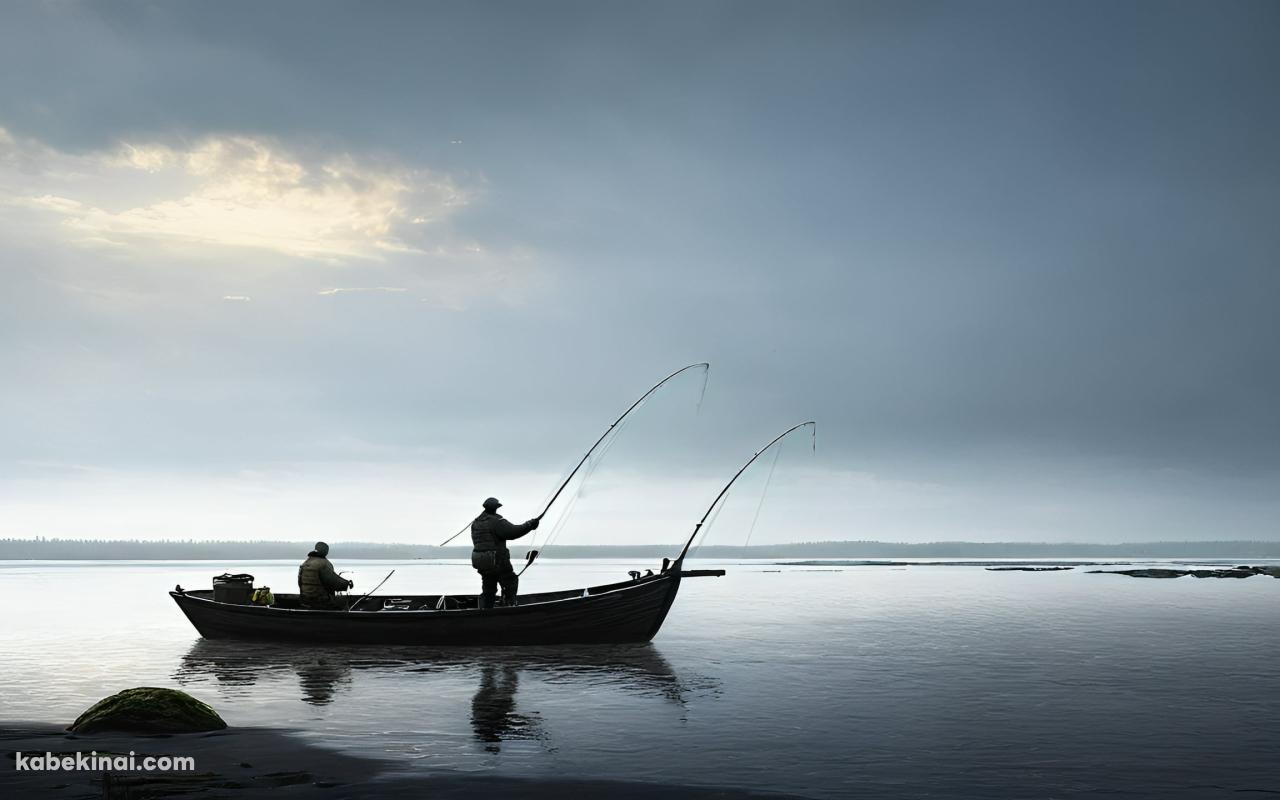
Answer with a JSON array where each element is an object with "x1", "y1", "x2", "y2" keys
[
  {"x1": 297, "y1": 541, "x2": 353, "y2": 609},
  {"x1": 470, "y1": 497, "x2": 539, "y2": 609}
]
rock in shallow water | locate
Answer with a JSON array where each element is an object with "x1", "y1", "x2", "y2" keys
[
  {"x1": 68, "y1": 687, "x2": 227, "y2": 733},
  {"x1": 1088, "y1": 565, "x2": 1280, "y2": 579}
]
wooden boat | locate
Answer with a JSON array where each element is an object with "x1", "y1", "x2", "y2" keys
[
  {"x1": 170, "y1": 565, "x2": 725, "y2": 646},
  {"x1": 169, "y1": 418, "x2": 812, "y2": 647}
]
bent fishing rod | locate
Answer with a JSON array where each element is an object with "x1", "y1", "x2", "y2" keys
[
  {"x1": 675, "y1": 420, "x2": 816, "y2": 564},
  {"x1": 438, "y1": 362, "x2": 711, "y2": 548},
  {"x1": 348, "y1": 569, "x2": 395, "y2": 611}
]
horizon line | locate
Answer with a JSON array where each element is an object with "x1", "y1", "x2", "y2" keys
[{"x1": 5, "y1": 537, "x2": 1280, "y2": 546}]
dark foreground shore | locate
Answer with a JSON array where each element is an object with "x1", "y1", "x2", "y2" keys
[{"x1": 2, "y1": 723, "x2": 804, "y2": 799}]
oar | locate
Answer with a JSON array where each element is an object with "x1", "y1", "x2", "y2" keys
[{"x1": 347, "y1": 569, "x2": 395, "y2": 611}]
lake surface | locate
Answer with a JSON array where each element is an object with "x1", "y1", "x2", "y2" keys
[{"x1": 2, "y1": 557, "x2": 1280, "y2": 798}]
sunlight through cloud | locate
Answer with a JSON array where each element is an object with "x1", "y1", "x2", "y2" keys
[{"x1": 1, "y1": 128, "x2": 471, "y2": 260}]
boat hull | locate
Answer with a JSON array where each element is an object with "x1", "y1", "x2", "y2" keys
[{"x1": 170, "y1": 571, "x2": 691, "y2": 646}]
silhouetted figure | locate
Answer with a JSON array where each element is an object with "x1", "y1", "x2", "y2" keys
[
  {"x1": 298, "y1": 541, "x2": 352, "y2": 609},
  {"x1": 470, "y1": 498, "x2": 539, "y2": 609}
]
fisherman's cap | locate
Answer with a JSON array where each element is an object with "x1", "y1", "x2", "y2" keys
[{"x1": 482, "y1": 497, "x2": 502, "y2": 510}]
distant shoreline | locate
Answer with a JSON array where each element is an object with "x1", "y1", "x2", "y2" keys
[{"x1": 4, "y1": 538, "x2": 1280, "y2": 560}]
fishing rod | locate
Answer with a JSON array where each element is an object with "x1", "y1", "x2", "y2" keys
[
  {"x1": 517, "y1": 361, "x2": 709, "y2": 572},
  {"x1": 675, "y1": 421, "x2": 816, "y2": 564},
  {"x1": 348, "y1": 569, "x2": 395, "y2": 611},
  {"x1": 438, "y1": 521, "x2": 470, "y2": 548},
  {"x1": 437, "y1": 362, "x2": 711, "y2": 548},
  {"x1": 534, "y1": 361, "x2": 710, "y2": 522}
]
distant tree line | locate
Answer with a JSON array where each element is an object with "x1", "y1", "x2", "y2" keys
[{"x1": 2, "y1": 537, "x2": 1279, "y2": 560}]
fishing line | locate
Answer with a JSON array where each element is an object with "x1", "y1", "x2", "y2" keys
[
  {"x1": 534, "y1": 364, "x2": 708, "y2": 522},
  {"x1": 532, "y1": 364, "x2": 706, "y2": 554},
  {"x1": 517, "y1": 424, "x2": 626, "y2": 576},
  {"x1": 530, "y1": 409, "x2": 635, "y2": 560},
  {"x1": 690, "y1": 488, "x2": 731, "y2": 560},
  {"x1": 693, "y1": 423, "x2": 816, "y2": 557},
  {"x1": 692, "y1": 439, "x2": 782, "y2": 558},
  {"x1": 530, "y1": 409, "x2": 634, "y2": 552},
  {"x1": 439, "y1": 363, "x2": 709, "y2": 549},
  {"x1": 742, "y1": 444, "x2": 783, "y2": 549},
  {"x1": 676, "y1": 421, "x2": 815, "y2": 564}
]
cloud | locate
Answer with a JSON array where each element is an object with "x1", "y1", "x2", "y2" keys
[
  {"x1": 317, "y1": 286, "x2": 408, "y2": 296},
  {"x1": 0, "y1": 127, "x2": 471, "y2": 260},
  {"x1": 222, "y1": 295, "x2": 251, "y2": 302}
]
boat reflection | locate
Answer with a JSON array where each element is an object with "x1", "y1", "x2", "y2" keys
[
  {"x1": 175, "y1": 640, "x2": 714, "y2": 750},
  {"x1": 174, "y1": 640, "x2": 355, "y2": 705}
]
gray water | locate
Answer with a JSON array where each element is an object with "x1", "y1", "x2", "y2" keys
[{"x1": 2, "y1": 558, "x2": 1279, "y2": 798}]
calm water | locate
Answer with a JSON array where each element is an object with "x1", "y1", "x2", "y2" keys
[{"x1": 2, "y1": 558, "x2": 1279, "y2": 798}]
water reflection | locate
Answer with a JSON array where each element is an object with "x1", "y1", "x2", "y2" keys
[
  {"x1": 175, "y1": 640, "x2": 715, "y2": 750},
  {"x1": 175, "y1": 640, "x2": 354, "y2": 705},
  {"x1": 297, "y1": 658, "x2": 352, "y2": 705},
  {"x1": 471, "y1": 664, "x2": 544, "y2": 752}
]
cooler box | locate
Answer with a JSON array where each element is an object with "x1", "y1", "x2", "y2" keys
[{"x1": 212, "y1": 573, "x2": 255, "y2": 604}]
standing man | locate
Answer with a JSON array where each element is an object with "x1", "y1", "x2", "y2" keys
[
  {"x1": 470, "y1": 497, "x2": 539, "y2": 609},
  {"x1": 298, "y1": 541, "x2": 353, "y2": 609}
]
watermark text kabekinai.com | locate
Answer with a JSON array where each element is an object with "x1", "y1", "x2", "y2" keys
[{"x1": 14, "y1": 751, "x2": 195, "y2": 772}]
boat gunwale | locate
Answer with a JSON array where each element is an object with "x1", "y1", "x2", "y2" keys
[{"x1": 170, "y1": 570, "x2": 684, "y2": 618}]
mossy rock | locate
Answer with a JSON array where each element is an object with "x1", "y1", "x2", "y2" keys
[{"x1": 69, "y1": 687, "x2": 227, "y2": 733}]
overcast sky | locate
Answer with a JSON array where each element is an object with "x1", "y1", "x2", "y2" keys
[{"x1": 1, "y1": 1, "x2": 1277, "y2": 546}]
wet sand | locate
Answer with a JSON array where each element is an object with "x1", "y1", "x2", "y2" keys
[{"x1": 2, "y1": 723, "x2": 805, "y2": 799}]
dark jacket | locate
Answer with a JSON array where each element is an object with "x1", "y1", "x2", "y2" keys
[
  {"x1": 471, "y1": 512, "x2": 535, "y2": 554},
  {"x1": 298, "y1": 551, "x2": 350, "y2": 601}
]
